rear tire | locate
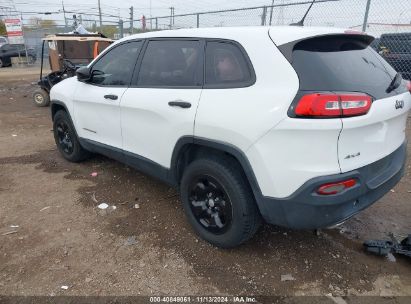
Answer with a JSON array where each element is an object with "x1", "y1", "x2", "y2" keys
[
  {"x1": 180, "y1": 157, "x2": 261, "y2": 248},
  {"x1": 53, "y1": 110, "x2": 90, "y2": 162},
  {"x1": 0, "y1": 58, "x2": 3, "y2": 68},
  {"x1": 32, "y1": 88, "x2": 50, "y2": 107}
]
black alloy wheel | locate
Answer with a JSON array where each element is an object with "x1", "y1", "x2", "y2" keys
[
  {"x1": 56, "y1": 121, "x2": 74, "y2": 155},
  {"x1": 180, "y1": 157, "x2": 262, "y2": 248},
  {"x1": 188, "y1": 175, "x2": 233, "y2": 234}
]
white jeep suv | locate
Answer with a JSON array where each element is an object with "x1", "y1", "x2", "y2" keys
[{"x1": 50, "y1": 27, "x2": 411, "y2": 248}]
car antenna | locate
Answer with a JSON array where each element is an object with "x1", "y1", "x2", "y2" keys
[{"x1": 290, "y1": 0, "x2": 316, "y2": 26}]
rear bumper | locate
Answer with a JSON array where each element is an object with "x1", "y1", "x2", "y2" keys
[{"x1": 259, "y1": 141, "x2": 407, "y2": 229}]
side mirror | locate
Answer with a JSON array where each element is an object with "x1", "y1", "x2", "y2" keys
[{"x1": 76, "y1": 67, "x2": 91, "y2": 82}]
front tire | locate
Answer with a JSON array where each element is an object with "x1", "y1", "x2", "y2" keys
[
  {"x1": 32, "y1": 88, "x2": 50, "y2": 107},
  {"x1": 180, "y1": 157, "x2": 261, "y2": 248},
  {"x1": 53, "y1": 110, "x2": 89, "y2": 162}
]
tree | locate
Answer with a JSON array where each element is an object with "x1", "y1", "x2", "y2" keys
[
  {"x1": 28, "y1": 17, "x2": 41, "y2": 26},
  {"x1": 0, "y1": 20, "x2": 6, "y2": 36},
  {"x1": 100, "y1": 25, "x2": 118, "y2": 39},
  {"x1": 27, "y1": 17, "x2": 57, "y2": 28},
  {"x1": 39, "y1": 19, "x2": 57, "y2": 28}
]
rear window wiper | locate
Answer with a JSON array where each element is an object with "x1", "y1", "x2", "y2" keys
[{"x1": 386, "y1": 72, "x2": 402, "y2": 93}]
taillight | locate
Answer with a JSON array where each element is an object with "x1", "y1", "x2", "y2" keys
[
  {"x1": 295, "y1": 94, "x2": 340, "y2": 117},
  {"x1": 340, "y1": 94, "x2": 372, "y2": 116},
  {"x1": 294, "y1": 93, "x2": 372, "y2": 118},
  {"x1": 406, "y1": 81, "x2": 411, "y2": 93},
  {"x1": 316, "y1": 179, "x2": 357, "y2": 195}
]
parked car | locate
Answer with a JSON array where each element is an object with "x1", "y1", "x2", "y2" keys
[
  {"x1": 372, "y1": 32, "x2": 411, "y2": 80},
  {"x1": 0, "y1": 44, "x2": 37, "y2": 68},
  {"x1": 0, "y1": 36, "x2": 8, "y2": 47},
  {"x1": 50, "y1": 27, "x2": 411, "y2": 248}
]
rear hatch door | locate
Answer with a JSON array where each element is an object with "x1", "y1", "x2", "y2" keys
[{"x1": 288, "y1": 34, "x2": 411, "y2": 173}]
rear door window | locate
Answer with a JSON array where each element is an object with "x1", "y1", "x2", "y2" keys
[
  {"x1": 205, "y1": 41, "x2": 254, "y2": 88},
  {"x1": 290, "y1": 35, "x2": 406, "y2": 99},
  {"x1": 136, "y1": 40, "x2": 202, "y2": 87}
]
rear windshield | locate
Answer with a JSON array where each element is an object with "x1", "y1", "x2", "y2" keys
[{"x1": 290, "y1": 35, "x2": 405, "y2": 99}]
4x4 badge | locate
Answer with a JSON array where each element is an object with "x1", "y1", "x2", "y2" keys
[
  {"x1": 345, "y1": 152, "x2": 360, "y2": 159},
  {"x1": 395, "y1": 100, "x2": 404, "y2": 109}
]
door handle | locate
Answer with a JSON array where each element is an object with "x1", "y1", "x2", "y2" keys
[
  {"x1": 168, "y1": 100, "x2": 191, "y2": 108},
  {"x1": 104, "y1": 94, "x2": 118, "y2": 100}
]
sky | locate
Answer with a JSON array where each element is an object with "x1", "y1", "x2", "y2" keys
[
  {"x1": 3, "y1": 0, "x2": 286, "y2": 24},
  {"x1": 1, "y1": 0, "x2": 410, "y2": 34}
]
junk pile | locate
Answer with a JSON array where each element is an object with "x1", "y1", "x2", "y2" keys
[{"x1": 364, "y1": 233, "x2": 411, "y2": 258}]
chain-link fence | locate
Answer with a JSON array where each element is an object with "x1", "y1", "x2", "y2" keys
[
  {"x1": 119, "y1": 0, "x2": 409, "y2": 32},
  {"x1": 2, "y1": 0, "x2": 410, "y2": 78},
  {"x1": 23, "y1": 26, "x2": 65, "y2": 60},
  {"x1": 16, "y1": 21, "x2": 120, "y2": 69}
]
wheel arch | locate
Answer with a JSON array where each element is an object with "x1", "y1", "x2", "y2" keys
[
  {"x1": 50, "y1": 100, "x2": 80, "y2": 139},
  {"x1": 170, "y1": 137, "x2": 264, "y2": 205},
  {"x1": 51, "y1": 100, "x2": 69, "y2": 120}
]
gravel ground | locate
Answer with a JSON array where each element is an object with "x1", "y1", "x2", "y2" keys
[{"x1": 0, "y1": 67, "x2": 410, "y2": 300}]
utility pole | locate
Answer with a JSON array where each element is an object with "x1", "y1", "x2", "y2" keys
[
  {"x1": 129, "y1": 6, "x2": 134, "y2": 34},
  {"x1": 119, "y1": 19, "x2": 123, "y2": 38},
  {"x1": 261, "y1": 6, "x2": 267, "y2": 26},
  {"x1": 62, "y1": 0, "x2": 68, "y2": 31},
  {"x1": 269, "y1": 0, "x2": 274, "y2": 26},
  {"x1": 98, "y1": 0, "x2": 102, "y2": 31},
  {"x1": 362, "y1": 0, "x2": 372, "y2": 32},
  {"x1": 169, "y1": 7, "x2": 174, "y2": 29},
  {"x1": 149, "y1": 0, "x2": 152, "y2": 29},
  {"x1": 73, "y1": 14, "x2": 78, "y2": 29},
  {"x1": 169, "y1": 7, "x2": 172, "y2": 29},
  {"x1": 278, "y1": 0, "x2": 285, "y2": 25}
]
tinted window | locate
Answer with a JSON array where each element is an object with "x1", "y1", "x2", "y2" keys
[
  {"x1": 3, "y1": 44, "x2": 22, "y2": 51},
  {"x1": 205, "y1": 41, "x2": 253, "y2": 87},
  {"x1": 379, "y1": 34, "x2": 411, "y2": 53},
  {"x1": 1, "y1": 44, "x2": 13, "y2": 51},
  {"x1": 136, "y1": 40, "x2": 201, "y2": 87},
  {"x1": 291, "y1": 35, "x2": 403, "y2": 99},
  {"x1": 91, "y1": 41, "x2": 143, "y2": 86}
]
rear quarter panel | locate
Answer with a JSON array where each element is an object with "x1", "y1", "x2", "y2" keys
[
  {"x1": 247, "y1": 118, "x2": 342, "y2": 198},
  {"x1": 195, "y1": 29, "x2": 346, "y2": 199}
]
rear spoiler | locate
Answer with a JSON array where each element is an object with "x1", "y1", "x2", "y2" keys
[{"x1": 277, "y1": 33, "x2": 375, "y2": 63}]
